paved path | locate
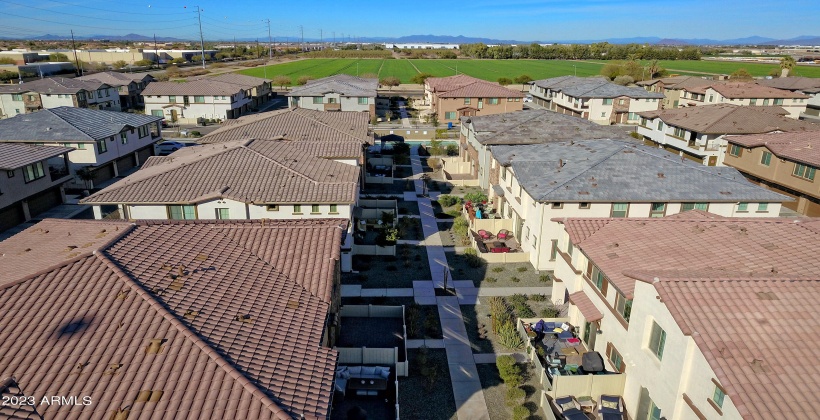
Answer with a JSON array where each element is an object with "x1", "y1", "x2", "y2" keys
[
  {"x1": 397, "y1": 100, "x2": 412, "y2": 128},
  {"x1": 409, "y1": 146, "x2": 490, "y2": 420}
]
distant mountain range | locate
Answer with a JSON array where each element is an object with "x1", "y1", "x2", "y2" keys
[{"x1": 3, "y1": 33, "x2": 820, "y2": 46}]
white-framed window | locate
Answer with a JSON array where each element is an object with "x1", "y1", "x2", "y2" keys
[
  {"x1": 168, "y1": 205, "x2": 196, "y2": 220},
  {"x1": 444, "y1": 111, "x2": 456, "y2": 120},
  {"x1": 648, "y1": 321, "x2": 666, "y2": 360},
  {"x1": 357, "y1": 97, "x2": 368, "y2": 105},
  {"x1": 215, "y1": 208, "x2": 230, "y2": 219},
  {"x1": 312, "y1": 97, "x2": 323, "y2": 104},
  {"x1": 760, "y1": 151, "x2": 772, "y2": 166},
  {"x1": 23, "y1": 162, "x2": 45, "y2": 183}
]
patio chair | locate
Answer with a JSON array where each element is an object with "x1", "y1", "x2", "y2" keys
[
  {"x1": 597, "y1": 395, "x2": 625, "y2": 420},
  {"x1": 496, "y1": 229, "x2": 510, "y2": 239},
  {"x1": 478, "y1": 229, "x2": 493, "y2": 240},
  {"x1": 553, "y1": 396, "x2": 588, "y2": 420}
]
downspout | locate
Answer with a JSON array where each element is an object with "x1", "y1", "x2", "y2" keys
[{"x1": 536, "y1": 200, "x2": 546, "y2": 271}]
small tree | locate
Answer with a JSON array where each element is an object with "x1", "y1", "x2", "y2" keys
[
  {"x1": 112, "y1": 60, "x2": 128, "y2": 69},
  {"x1": 272, "y1": 75, "x2": 292, "y2": 88},
  {"x1": 0, "y1": 57, "x2": 16, "y2": 65},
  {"x1": 171, "y1": 57, "x2": 186, "y2": 64},
  {"x1": 429, "y1": 112, "x2": 439, "y2": 128},
  {"x1": 0, "y1": 70, "x2": 18, "y2": 82},
  {"x1": 135, "y1": 59, "x2": 154, "y2": 67},
  {"x1": 600, "y1": 62, "x2": 622, "y2": 80},
  {"x1": 497, "y1": 77, "x2": 513, "y2": 86},
  {"x1": 91, "y1": 62, "x2": 108, "y2": 72},
  {"x1": 780, "y1": 55, "x2": 796, "y2": 76},
  {"x1": 48, "y1": 52, "x2": 69, "y2": 61},
  {"x1": 360, "y1": 72, "x2": 378, "y2": 79},
  {"x1": 410, "y1": 72, "x2": 433, "y2": 85},
  {"x1": 380, "y1": 76, "x2": 400, "y2": 90},
  {"x1": 613, "y1": 75, "x2": 635, "y2": 86},
  {"x1": 513, "y1": 74, "x2": 533, "y2": 90},
  {"x1": 296, "y1": 75, "x2": 313, "y2": 85},
  {"x1": 729, "y1": 68, "x2": 753, "y2": 80}
]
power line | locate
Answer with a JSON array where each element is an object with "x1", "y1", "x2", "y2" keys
[
  {"x1": 0, "y1": 0, "x2": 191, "y2": 23},
  {"x1": 0, "y1": 11, "x2": 197, "y2": 32},
  {"x1": 43, "y1": 0, "x2": 191, "y2": 15}
]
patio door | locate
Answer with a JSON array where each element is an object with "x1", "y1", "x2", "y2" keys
[
  {"x1": 514, "y1": 216, "x2": 524, "y2": 241},
  {"x1": 583, "y1": 321, "x2": 597, "y2": 351},
  {"x1": 477, "y1": 99, "x2": 483, "y2": 109}
]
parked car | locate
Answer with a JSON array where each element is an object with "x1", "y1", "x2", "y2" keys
[
  {"x1": 524, "y1": 95, "x2": 533, "y2": 103},
  {"x1": 155, "y1": 141, "x2": 191, "y2": 155}
]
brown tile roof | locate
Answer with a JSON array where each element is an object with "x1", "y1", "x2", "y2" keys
[
  {"x1": 655, "y1": 279, "x2": 820, "y2": 420},
  {"x1": 199, "y1": 108, "x2": 372, "y2": 145},
  {"x1": 726, "y1": 131, "x2": 820, "y2": 167},
  {"x1": 638, "y1": 76, "x2": 715, "y2": 91},
  {"x1": 76, "y1": 71, "x2": 154, "y2": 86},
  {"x1": 568, "y1": 291, "x2": 603, "y2": 322},
  {"x1": 141, "y1": 79, "x2": 247, "y2": 96},
  {"x1": 756, "y1": 76, "x2": 820, "y2": 92},
  {"x1": 80, "y1": 139, "x2": 360, "y2": 205},
  {"x1": 709, "y1": 82, "x2": 808, "y2": 99},
  {"x1": 0, "y1": 218, "x2": 345, "y2": 419},
  {"x1": 638, "y1": 104, "x2": 820, "y2": 134},
  {"x1": 561, "y1": 216, "x2": 820, "y2": 299},
  {"x1": 0, "y1": 143, "x2": 73, "y2": 170},
  {"x1": 427, "y1": 74, "x2": 524, "y2": 98}
]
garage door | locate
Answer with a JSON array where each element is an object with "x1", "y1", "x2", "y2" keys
[
  {"x1": 116, "y1": 154, "x2": 136, "y2": 173},
  {"x1": 0, "y1": 203, "x2": 25, "y2": 232},
  {"x1": 27, "y1": 187, "x2": 62, "y2": 217},
  {"x1": 137, "y1": 147, "x2": 153, "y2": 166},
  {"x1": 91, "y1": 163, "x2": 115, "y2": 186}
]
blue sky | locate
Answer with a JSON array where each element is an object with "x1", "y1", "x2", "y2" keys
[{"x1": 1, "y1": 0, "x2": 818, "y2": 41}]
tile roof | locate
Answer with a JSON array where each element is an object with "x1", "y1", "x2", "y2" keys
[
  {"x1": 756, "y1": 76, "x2": 820, "y2": 93},
  {"x1": 726, "y1": 131, "x2": 820, "y2": 167},
  {"x1": 654, "y1": 278, "x2": 820, "y2": 420},
  {"x1": 80, "y1": 139, "x2": 360, "y2": 205},
  {"x1": 532, "y1": 76, "x2": 664, "y2": 99},
  {"x1": 199, "y1": 107, "x2": 372, "y2": 144},
  {"x1": 561, "y1": 216, "x2": 820, "y2": 298},
  {"x1": 286, "y1": 74, "x2": 378, "y2": 97},
  {"x1": 638, "y1": 104, "x2": 820, "y2": 134},
  {"x1": 427, "y1": 74, "x2": 524, "y2": 98},
  {"x1": 465, "y1": 110, "x2": 631, "y2": 145},
  {"x1": 0, "y1": 77, "x2": 109, "y2": 95},
  {"x1": 492, "y1": 139, "x2": 788, "y2": 202},
  {"x1": 76, "y1": 71, "x2": 154, "y2": 86},
  {"x1": 0, "y1": 218, "x2": 345, "y2": 419},
  {"x1": 637, "y1": 76, "x2": 715, "y2": 91},
  {"x1": 141, "y1": 79, "x2": 248, "y2": 96},
  {"x1": 0, "y1": 143, "x2": 73, "y2": 170},
  {"x1": 709, "y1": 82, "x2": 808, "y2": 99},
  {"x1": 568, "y1": 291, "x2": 603, "y2": 322},
  {"x1": 0, "y1": 106, "x2": 162, "y2": 142}
]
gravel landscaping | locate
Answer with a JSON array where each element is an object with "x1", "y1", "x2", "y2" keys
[
  {"x1": 363, "y1": 180, "x2": 409, "y2": 195},
  {"x1": 397, "y1": 201, "x2": 420, "y2": 216},
  {"x1": 343, "y1": 245, "x2": 431, "y2": 287},
  {"x1": 394, "y1": 166, "x2": 414, "y2": 179},
  {"x1": 398, "y1": 217, "x2": 423, "y2": 241},
  {"x1": 341, "y1": 297, "x2": 442, "y2": 340},
  {"x1": 438, "y1": 221, "x2": 470, "y2": 247},
  {"x1": 477, "y1": 362, "x2": 546, "y2": 420},
  {"x1": 399, "y1": 348, "x2": 457, "y2": 420},
  {"x1": 462, "y1": 297, "x2": 561, "y2": 354},
  {"x1": 430, "y1": 201, "x2": 462, "y2": 219},
  {"x1": 445, "y1": 250, "x2": 554, "y2": 288}
]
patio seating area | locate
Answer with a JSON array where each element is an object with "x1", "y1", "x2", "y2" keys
[{"x1": 471, "y1": 229, "x2": 522, "y2": 253}]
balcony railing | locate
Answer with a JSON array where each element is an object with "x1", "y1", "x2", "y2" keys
[{"x1": 49, "y1": 167, "x2": 70, "y2": 182}]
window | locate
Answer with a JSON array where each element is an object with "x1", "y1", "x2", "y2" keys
[
  {"x1": 96, "y1": 139, "x2": 107, "y2": 154},
  {"x1": 750, "y1": 98, "x2": 757, "y2": 105},
  {"x1": 194, "y1": 96, "x2": 205, "y2": 103},
  {"x1": 773, "y1": 98, "x2": 783, "y2": 105},
  {"x1": 507, "y1": 98, "x2": 514, "y2": 102},
  {"x1": 657, "y1": 121, "x2": 664, "y2": 130},
  {"x1": 168, "y1": 205, "x2": 196, "y2": 220},
  {"x1": 567, "y1": 242, "x2": 574, "y2": 257},
  {"x1": 611, "y1": 203, "x2": 628, "y2": 217},
  {"x1": 11, "y1": 94, "x2": 22, "y2": 101},
  {"x1": 551, "y1": 202, "x2": 563, "y2": 209},
  {"x1": 673, "y1": 127, "x2": 686, "y2": 138},
  {"x1": 464, "y1": 98, "x2": 471, "y2": 105},
  {"x1": 763, "y1": 99, "x2": 770, "y2": 105},
  {"x1": 650, "y1": 202, "x2": 665, "y2": 217},
  {"x1": 628, "y1": 112, "x2": 638, "y2": 121},
  {"x1": 139, "y1": 126, "x2": 149, "y2": 138},
  {"x1": 525, "y1": 226, "x2": 530, "y2": 239},
  {"x1": 77, "y1": 143, "x2": 86, "y2": 150},
  {"x1": 550, "y1": 240, "x2": 558, "y2": 261},
  {"x1": 293, "y1": 204, "x2": 302, "y2": 214},
  {"x1": 22, "y1": 162, "x2": 45, "y2": 183},
  {"x1": 444, "y1": 111, "x2": 456, "y2": 120},
  {"x1": 312, "y1": 97, "x2": 323, "y2": 104},
  {"x1": 615, "y1": 293, "x2": 632, "y2": 322},
  {"x1": 357, "y1": 97, "x2": 368, "y2": 105},
  {"x1": 311, "y1": 204, "x2": 320, "y2": 214},
  {"x1": 648, "y1": 321, "x2": 666, "y2": 360},
  {"x1": 712, "y1": 385, "x2": 726, "y2": 408},
  {"x1": 169, "y1": 95, "x2": 176, "y2": 103},
  {"x1": 151, "y1": 110, "x2": 164, "y2": 117},
  {"x1": 619, "y1": 99, "x2": 625, "y2": 105},
  {"x1": 606, "y1": 343, "x2": 625, "y2": 373},
  {"x1": 587, "y1": 263, "x2": 610, "y2": 295},
  {"x1": 649, "y1": 401, "x2": 662, "y2": 420},
  {"x1": 603, "y1": 98, "x2": 613, "y2": 105},
  {"x1": 97, "y1": 90, "x2": 103, "y2": 98},
  {"x1": 488, "y1": 98, "x2": 499, "y2": 105},
  {"x1": 758, "y1": 202, "x2": 768, "y2": 212},
  {"x1": 579, "y1": 202, "x2": 590, "y2": 209},
  {"x1": 215, "y1": 208, "x2": 230, "y2": 219},
  {"x1": 120, "y1": 133, "x2": 128, "y2": 145},
  {"x1": 729, "y1": 144, "x2": 742, "y2": 157},
  {"x1": 7, "y1": 170, "x2": 14, "y2": 178},
  {"x1": 737, "y1": 202, "x2": 748, "y2": 212},
  {"x1": 329, "y1": 204, "x2": 338, "y2": 213},
  {"x1": 601, "y1": 112, "x2": 606, "y2": 117},
  {"x1": 793, "y1": 163, "x2": 816, "y2": 181},
  {"x1": 501, "y1": 167, "x2": 507, "y2": 180},
  {"x1": 708, "y1": 94, "x2": 714, "y2": 102},
  {"x1": 760, "y1": 151, "x2": 772, "y2": 166},
  {"x1": 681, "y1": 203, "x2": 708, "y2": 211},
  {"x1": 640, "y1": 117, "x2": 648, "y2": 127},
  {"x1": 266, "y1": 204, "x2": 279, "y2": 211}
]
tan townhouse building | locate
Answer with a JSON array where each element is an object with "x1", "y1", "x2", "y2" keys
[
  {"x1": 425, "y1": 74, "x2": 524, "y2": 124},
  {"x1": 0, "y1": 77, "x2": 120, "y2": 118},
  {"x1": 287, "y1": 74, "x2": 377, "y2": 117},
  {"x1": 529, "y1": 76, "x2": 664, "y2": 124},
  {"x1": 637, "y1": 75, "x2": 716, "y2": 109},
  {"x1": 724, "y1": 131, "x2": 820, "y2": 216},
  {"x1": 76, "y1": 71, "x2": 155, "y2": 109},
  {"x1": 756, "y1": 76, "x2": 820, "y2": 120}
]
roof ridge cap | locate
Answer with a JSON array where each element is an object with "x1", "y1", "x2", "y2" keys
[
  {"x1": 294, "y1": 109, "x2": 368, "y2": 141},
  {"x1": 537, "y1": 141, "x2": 626, "y2": 201},
  {"x1": 93, "y1": 252, "x2": 291, "y2": 418},
  {"x1": 241, "y1": 141, "x2": 322, "y2": 184},
  {"x1": 43, "y1": 108, "x2": 96, "y2": 140}
]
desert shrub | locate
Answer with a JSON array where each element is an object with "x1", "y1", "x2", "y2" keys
[
  {"x1": 496, "y1": 354, "x2": 523, "y2": 385},
  {"x1": 452, "y1": 215, "x2": 469, "y2": 237},
  {"x1": 486, "y1": 277, "x2": 497, "y2": 283},
  {"x1": 438, "y1": 194, "x2": 460, "y2": 207},
  {"x1": 508, "y1": 294, "x2": 528, "y2": 306},
  {"x1": 506, "y1": 387, "x2": 526, "y2": 406},
  {"x1": 530, "y1": 294, "x2": 547, "y2": 302},
  {"x1": 491, "y1": 266, "x2": 504, "y2": 273},
  {"x1": 464, "y1": 191, "x2": 488, "y2": 203},
  {"x1": 539, "y1": 274, "x2": 551, "y2": 283},
  {"x1": 516, "y1": 266, "x2": 528, "y2": 272},
  {"x1": 540, "y1": 306, "x2": 561, "y2": 318},
  {"x1": 498, "y1": 322, "x2": 524, "y2": 350},
  {"x1": 512, "y1": 405, "x2": 531, "y2": 420},
  {"x1": 510, "y1": 276, "x2": 520, "y2": 283},
  {"x1": 446, "y1": 144, "x2": 459, "y2": 156},
  {"x1": 464, "y1": 252, "x2": 484, "y2": 268}
]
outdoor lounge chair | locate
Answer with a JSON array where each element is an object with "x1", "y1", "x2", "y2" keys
[
  {"x1": 597, "y1": 395, "x2": 625, "y2": 420},
  {"x1": 553, "y1": 396, "x2": 588, "y2": 420},
  {"x1": 478, "y1": 229, "x2": 493, "y2": 240},
  {"x1": 496, "y1": 229, "x2": 510, "y2": 239}
]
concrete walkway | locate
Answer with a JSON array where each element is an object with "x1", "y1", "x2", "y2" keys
[
  {"x1": 410, "y1": 146, "x2": 490, "y2": 420},
  {"x1": 397, "y1": 100, "x2": 412, "y2": 128}
]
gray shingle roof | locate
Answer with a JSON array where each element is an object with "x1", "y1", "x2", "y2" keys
[
  {"x1": 0, "y1": 143, "x2": 73, "y2": 170},
  {"x1": 532, "y1": 76, "x2": 664, "y2": 99},
  {"x1": 141, "y1": 79, "x2": 247, "y2": 96},
  {"x1": 0, "y1": 107, "x2": 162, "y2": 142},
  {"x1": 464, "y1": 110, "x2": 632, "y2": 145},
  {"x1": 492, "y1": 139, "x2": 790, "y2": 202},
  {"x1": 638, "y1": 104, "x2": 819, "y2": 135},
  {"x1": 76, "y1": 71, "x2": 154, "y2": 86},
  {"x1": 0, "y1": 77, "x2": 108, "y2": 94},
  {"x1": 286, "y1": 74, "x2": 377, "y2": 97}
]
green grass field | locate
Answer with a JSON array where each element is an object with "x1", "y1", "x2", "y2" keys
[{"x1": 238, "y1": 58, "x2": 820, "y2": 84}]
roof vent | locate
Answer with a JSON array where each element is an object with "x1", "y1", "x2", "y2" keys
[
  {"x1": 145, "y1": 339, "x2": 166, "y2": 354},
  {"x1": 105, "y1": 363, "x2": 123, "y2": 375},
  {"x1": 235, "y1": 314, "x2": 254, "y2": 323},
  {"x1": 115, "y1": 290, "x2": 129, "y2": 300},
  {"x1": 184, "y1": 310, "x2": 198, "y2": 320},
  {"x1": 756, "y1": 291, "x2": 778, "y2": 300},
  {"x1": 657, "y1": 172, "x2": 665, "y2": 178}
]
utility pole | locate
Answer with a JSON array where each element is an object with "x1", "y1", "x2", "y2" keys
[
  {"x1": 233, "y1": 36, "x2": 237, "y2": 58},
  {"x1": 70, "y1": 29, "x2": 81, "y2": 76},
  {"x1": 255, "y1": 39, "x2": 260, "y2": 59},
  {"x1": 153, "y1": 34, "x2": 159, "y2": 67},
  {"x1": 195, "y1": 6, "x2": 206, "y2": 69},
  {"x1": 299, "y1": 25, "x2": 304, "y2": 51},
  {"x1": 320, "y1": 29, "x2": 323, "y2": 48},
  {"x1": 265, "y1": 19, "x2": 272, "y2": 60}
]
